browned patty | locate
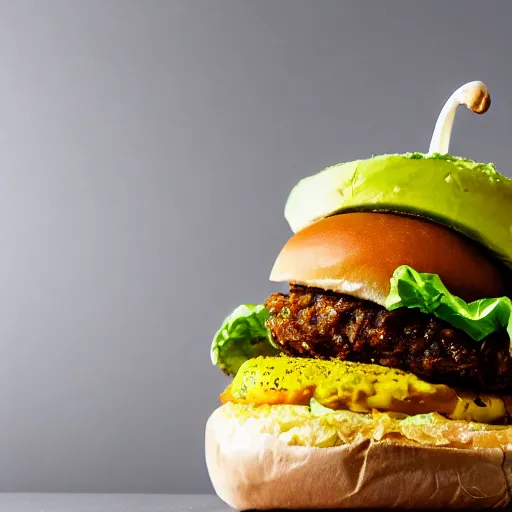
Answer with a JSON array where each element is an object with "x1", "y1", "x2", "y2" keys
[{"x1": 264, "y1": 285, "x2": 512, "y2": 392}]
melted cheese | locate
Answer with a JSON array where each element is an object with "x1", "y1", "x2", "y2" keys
[{"x1": 221, "y1": 356, "x2": 507, "y2": 424}]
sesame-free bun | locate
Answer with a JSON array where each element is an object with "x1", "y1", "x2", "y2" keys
[
  {"x1": 269, "y1": 212, "x2": 506, "y2": 305},
  {"x1": 205, "y1": 404, "x2": 512, "y2": 510}
]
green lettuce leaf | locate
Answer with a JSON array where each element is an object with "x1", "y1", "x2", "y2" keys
[
  {"x1": 384, "y1": 265, "x2": 512, "y2": 351},
  {"x1": 309, "y1": 398, "x2": 337, "y2": 417},
  {"x1": 211, "y1": 304, "x2": 280, "y2": 376},
  {"x1": 399, "y1": 413, "x2": 439, "y2": 426}
]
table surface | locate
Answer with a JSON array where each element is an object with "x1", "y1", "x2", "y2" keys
[
  {"x1": 0, "y1": 494, "x2": 232, "y2": 512},
  {"x1": 0, "y1": 494, "x2": 500, "y2": 511}
]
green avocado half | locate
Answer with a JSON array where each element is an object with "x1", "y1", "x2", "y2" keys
[{"x1": 285, "y1": 153, "x2": 512, "y2": 269}]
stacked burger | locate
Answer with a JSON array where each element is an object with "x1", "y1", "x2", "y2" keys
[{"x1": 205, "y1": 81, "x2": 512, "y2": 509}]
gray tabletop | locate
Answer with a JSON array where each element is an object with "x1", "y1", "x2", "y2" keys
[{"x1": 0, "y1": 494, "x2": 232, "y2": 512}]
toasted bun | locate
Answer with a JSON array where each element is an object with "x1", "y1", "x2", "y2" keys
[
  {"x1": 270, "y1": 212, "x2": 506, "y2": 305},
  {"x1": 205, "y1": 404, "x2": 512, "y2": 510}
]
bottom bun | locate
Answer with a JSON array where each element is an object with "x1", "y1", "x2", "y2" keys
[{"x1": 205, "y1": 404, "x2": 512, "y2": 509}]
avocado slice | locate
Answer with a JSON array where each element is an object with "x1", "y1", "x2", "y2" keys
[{"x1": 285, "y1": 153, "x2": 512, "y2": 268}]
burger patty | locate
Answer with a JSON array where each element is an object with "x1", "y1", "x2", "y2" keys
[{"x1": 264, "y1": 285, "x2": 512, "y2": 392}]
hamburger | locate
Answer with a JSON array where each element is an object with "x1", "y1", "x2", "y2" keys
[{"x1": 205, "y1": 81, "x2": 512, "y2": 509}]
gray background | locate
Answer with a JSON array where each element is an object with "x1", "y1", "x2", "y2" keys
[{"x1": 0, "y1": 0, "x2": 510, "y2": 494}]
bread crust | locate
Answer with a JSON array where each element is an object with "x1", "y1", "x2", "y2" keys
[
  {"x1": 205, "y1": 405, "x2": 512, "y2": 509},
  {"x1": 269, "y1": 212, "x2": 506, "y2": 305}
]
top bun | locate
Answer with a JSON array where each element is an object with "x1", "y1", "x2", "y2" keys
[
  {"x1": 270, "y1": 212, "x2": 506, "y2": 305},
  {"x1": 284, "y1": 153, "x2": 512, "y2": 269}
]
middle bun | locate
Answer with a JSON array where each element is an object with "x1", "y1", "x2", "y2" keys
[{"x1": 269, "y1": 213, "x2": 506, "y2": 305}]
